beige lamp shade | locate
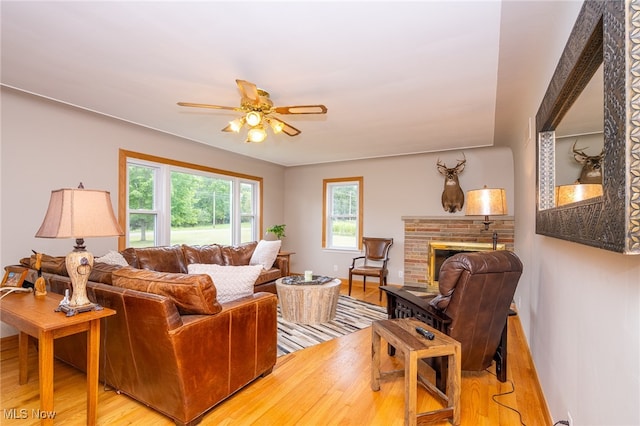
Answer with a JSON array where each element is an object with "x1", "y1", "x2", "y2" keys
[
  {"x1": 555, "y1": 183, "x2": 603, "y2": 206},
  {"x1": 465, "y1": 187, "x2": 507, "y2": 216},
  {"x1": 35, "y1": 187, "x2": 123, "y2": 311},
  {"x1": 35, "y1": 188, "x2": 123, "y2": 239}
]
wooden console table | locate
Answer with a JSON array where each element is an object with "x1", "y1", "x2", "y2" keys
[{"x1": 0, "y1": 292, "x2": 115, "y2": 425}]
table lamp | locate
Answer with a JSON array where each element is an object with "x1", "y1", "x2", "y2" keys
[
  {"x1": 555, "y1": 183, "x2": 603, "y2": 206},
  {"x1": 35, "y1": 183, "x2": 124, "y2": 315},
  {"x1": 465, "y1": 186, "x2": 507, "y2": 250}
]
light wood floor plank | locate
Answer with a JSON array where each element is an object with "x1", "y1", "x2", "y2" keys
[{"x1": 0, "y1": 282, "x2": 551, "y2": 425}]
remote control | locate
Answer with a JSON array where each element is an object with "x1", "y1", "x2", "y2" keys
[{"x1": 415, "y1": 327, "x2": 435, "y2": 340}]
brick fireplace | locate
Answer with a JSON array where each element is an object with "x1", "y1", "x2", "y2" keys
[{"x1": 402, "y1": 216, "x2": 515, "y2": 288}]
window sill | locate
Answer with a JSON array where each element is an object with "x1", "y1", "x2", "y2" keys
[{"x1": 323, "y1": 247, "x2": 362, "y2": 254}]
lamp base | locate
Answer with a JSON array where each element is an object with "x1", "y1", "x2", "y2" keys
[
  {"x1": 55, "y1": 301, "x2": 103, "y2": 317},
  {"x1": 65, "y1": 245, "x2": 94, "y2": 307}
]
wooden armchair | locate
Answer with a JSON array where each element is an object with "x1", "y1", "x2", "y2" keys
[{"x1": 348, "y1": 237, "x2": 393, "y2": 300}]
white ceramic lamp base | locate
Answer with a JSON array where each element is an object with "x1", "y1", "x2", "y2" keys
[{"x1": 59, "y1": 249, "x2": 102, "y2": 316}]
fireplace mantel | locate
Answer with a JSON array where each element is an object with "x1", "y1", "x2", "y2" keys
[
  {"x1": 402, "y1": 216, "x2": 515, "y2": 288},
  {"x1": 402, "y1": 215, "x2": 515, "y2": 221}
]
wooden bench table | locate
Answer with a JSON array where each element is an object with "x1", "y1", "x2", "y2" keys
[{"x1": 371, "y1": 317, "x2": 461, "y2": 426}]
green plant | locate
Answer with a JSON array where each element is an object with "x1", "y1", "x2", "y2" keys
[{"x1": 266, "y1": 224, "x2": 286, "y2": 239}]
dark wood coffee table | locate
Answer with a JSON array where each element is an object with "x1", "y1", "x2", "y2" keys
[{"x1": 380, "y1": 285, "x2": 448, "y2": 330}]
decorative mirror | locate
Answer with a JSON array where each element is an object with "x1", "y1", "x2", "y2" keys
[{"x1": 536, "y1": 0, "x2": 640, "y2": 254}]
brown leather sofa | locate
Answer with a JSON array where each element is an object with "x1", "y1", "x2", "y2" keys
[
  {"x1": 21, "y1": 241, "x2": 289, "y2": 294},
  {"x1": 51, "y1": 272, "x2": 276, "y2": 426},
  {"x1": 17, "y1": 242, "x2": 283, "y2": 425},
  {"x1": 121, "y1": 241, "x2": 287, "y2": 293}
]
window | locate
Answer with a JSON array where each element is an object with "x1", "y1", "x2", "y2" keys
[
  {"x1": 239, "y1": 182, "x2": 257, "y2": 244},
  {"x1": 323, "y1": 177, "x2": 363, "y2": 250},
  {"x1": 120, "y1": 150, "x2": 262, "y2": 249},
  {"x1": 128, "y1": 163, "x2": 160, "y2": 247}
]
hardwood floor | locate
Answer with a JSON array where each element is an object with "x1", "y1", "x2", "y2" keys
[{"x1": 0, "y1": 282, "x2": 551, "y2": 425}]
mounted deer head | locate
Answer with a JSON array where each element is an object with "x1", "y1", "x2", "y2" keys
[
  {"x1": 437, "y1": 154, "x2": 466, "y2": 213},
  {"x1": 572, "y1": 141, "x2": 603, "y2": 184}
]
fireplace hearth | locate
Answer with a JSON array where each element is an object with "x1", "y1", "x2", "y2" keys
[
  {"x1": 402, "y1": 216, "x2": 515, "y2": 289},
  {"x1": 428, "y1": 241, "x2": 505, "y2": 286}
]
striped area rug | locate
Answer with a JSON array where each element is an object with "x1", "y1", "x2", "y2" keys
[{"x1": 277, "y1": 295, "x2": 387, "y2": 356}]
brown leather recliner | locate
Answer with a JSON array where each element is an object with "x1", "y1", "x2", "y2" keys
[{"x1": 429, "y1": 250, "x2": 523, "y2": 381}]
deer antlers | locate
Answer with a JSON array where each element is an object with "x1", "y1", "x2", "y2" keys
[
  {"x1": 437, "y1": 153, "x2": 466, "y2": 213},
  {"x1": 436, "y1": 153, "x2": 466, "y2": 175},
  {"x1": 571, "y1": 140, "x2": 603, "y2": 184}
]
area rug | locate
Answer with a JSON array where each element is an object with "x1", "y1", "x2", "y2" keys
[{"x1": 277, "y1": 295, "x2": 387, "y2": 356}]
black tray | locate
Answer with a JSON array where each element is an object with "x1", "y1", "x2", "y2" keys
[{"x1": 281, "y1": 275, "x2": 335, "y2": 285}]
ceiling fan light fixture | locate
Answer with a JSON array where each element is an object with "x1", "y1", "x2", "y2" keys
[
  {"x1": 247, "y1": 125, "x2": 267, "y2": 143},
  {"x1": 267, "y1": 117, "x2": 284, "y2": 134},
  {"x1": 178, "y1": 79, "x2": 327, "y2": 143},
  {"x1": 224, "y1": 117, "x2": 244, "y2": 133},
  {"x1": 245, "y1": 111, "x2": 262, "y2": 127}
]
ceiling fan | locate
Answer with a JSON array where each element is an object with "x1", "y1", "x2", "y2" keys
[{"x1": 177, "y1": 79, "x2": 327, "y2": 143}]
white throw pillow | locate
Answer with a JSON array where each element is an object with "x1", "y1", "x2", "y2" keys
[
  {"x1": 249, "y1": 239, "x2": 281, "y2": 270},
  {"x1": 96, "y1": 250, "x2": 129, "y2": 266},
  {"x1": 188, "y1": 263, "x2": 263, "y2": 303}
]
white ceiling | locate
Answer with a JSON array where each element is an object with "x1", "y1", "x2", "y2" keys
[{"x1": 1, "y1": 1, "x2": 583, "y2": 167}]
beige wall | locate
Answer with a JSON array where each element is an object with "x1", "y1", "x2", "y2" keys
[{"x1": 512, "y1": 108, "x2": 640, "y2": 425}]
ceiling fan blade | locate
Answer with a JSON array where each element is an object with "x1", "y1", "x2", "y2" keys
[
  {"x1": 268, "y1": 117, "x2": 301, "y2": 136},
  {"x1": 273, "y1": 105, "x2": 327, "y2": 114},
  {"x1": 236, "y1": 79, "x2": 260, "y2": 105},
  {"x1": 177, "y1": 102, "x2": 242, "y2": 111}
]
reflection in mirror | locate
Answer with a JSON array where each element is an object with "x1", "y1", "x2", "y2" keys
[
  {"x1": 552, "y1": 64, "x2": 604, "y2": 207},
  {"x1": 554, "y1": 65, "x2": 604, "y2": 139},
  {"x1": 555, "y1": 135, "x2": 603, "y2": 185},
  {"x1": 555, "y1": 182, "x2": 602, "y2": 206},
  {"x1": 536, "y1": 0, "x2": 640, "y2": 254}
]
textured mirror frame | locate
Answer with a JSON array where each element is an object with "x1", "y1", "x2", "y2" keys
[{"x1": 536, "y1": 0, "x2": 640, "y2": 254}]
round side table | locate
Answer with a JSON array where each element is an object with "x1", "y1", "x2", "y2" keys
[{"x1": 275, "y1": 277, "x2": 341, "y2": 324}]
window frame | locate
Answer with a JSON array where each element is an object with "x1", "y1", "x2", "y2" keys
[
  {"x1": 322, "y1": 176, "x2": 363, "y2": 250},
  {"x1": 238, "y1": 180, "x2": 258, "y2": 244},
  {"x1": 126, "y1": 161, "x2": 163, "y2": 246},
  {"x1": 119, "y1": 149, "x2": 263, "y2": 249}
]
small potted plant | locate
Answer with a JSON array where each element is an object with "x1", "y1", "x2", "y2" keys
[{"x1": 265, "y1": 224, "x2": 286, "y2": 240}]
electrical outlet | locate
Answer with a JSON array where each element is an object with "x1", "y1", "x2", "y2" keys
[
  {"x1": 398, "y1": 270, "x2": 404, "y2": 278},
  {"x1": 517, "y1": 296, "x2": 522, "y2": 309},
  {"x1": 333, "y1": 265, "x2": 338, "y2": 272},
  {"x1": 567, "y1": 412, "x2": 573, "y2": 426}
]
